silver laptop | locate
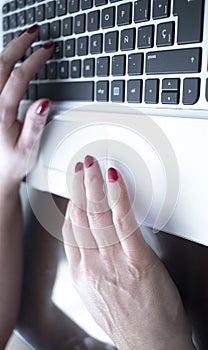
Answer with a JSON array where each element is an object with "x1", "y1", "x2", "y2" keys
[{"x1": 1, "y1": 0, "x2": 208, "y2": 247}]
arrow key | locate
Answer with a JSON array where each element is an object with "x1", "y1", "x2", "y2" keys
[{"x1": 183, "y1": 78, "x2": 200, "y2": 105}]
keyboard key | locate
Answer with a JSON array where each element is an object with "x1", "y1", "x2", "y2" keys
[
  {"x1": 26, "y1": 0, "x2": 36, "y2": 5},
  {"x1": 111, "y1": 80, "x2": 125, "y2": 102},
  {"x1": 105, "y1": 31, "x2": 118, "y2": 53},
  {"x1": 53, "y1": 41, "x2": 64, "y2": 59},
  {"x1": 28, "y1": 84, "x2": 37, "y2": 100},
  {"x1": 95, "y1": 0, "x2": 108, "y2": 6},
  {"x1": 97, "y1": 56, "x2": 110, "y2": 76},
  {"x1": 83, "y1": 58, "x2": 95, "y2": 77},
  {"x1": 63, "y1": 17, "x2": 73, "y2": 36},
  {"x1": 134, "y1": 0, "x2": 150, "y2": 23},
  {"x1": 27, "y1": 8, "x2": 35, "y2": 25},
  {"x1": 68, "y1": 0, "x2": 79, "y2": 13},
  {"x1": 3, "y1": 33, "x2": 13, "y2": 47},
  {"x1": 65, "y1": 38, "x2": 75, "y2": 57},
  {"x1": 96, "y1": 81, "x2": 109, "y2": 102},
  {"x1": 51, "y1": 20, "x2": 61, "y2": 38},
  {"x1": 156, "y1": 22, "x2": 175, "y2": 47},
  {"x1": 138, "y1": 25, "x2": 154, "y2": 49},
  {"x1": 59, "y1": 61, "x2": 69, "y2": 79},
  {"x1": 10, "y1": 14, "x2": 17, "y2": 29},
  {"x1": 74, "y1": 14, "x2": 86, "y2": 34},
  {"x1": 57, "y1": 0, "x2": 67, "y2": 16},
  {"x1": 146, "y1": 48, "x2": 202, "y2": 74},
  {"x1": 153, "y1": 0, "x2": 170, "y2": 19},
  {"x1": 2, "y1": 4, "x2": 10, "y2": 14},
  {"x1": 88, "y1": 11, "x2": 100, "y2": 32},
  {"x1": 38, "y1": 65, "x2": 47, "y2": 80},
  {"x1": 173, "y1": 0, "x2": 204, "y2": 44},
  {"x1": 81, "y1": 0, "x2": 93, "y2": 10},
  {"x1": 102, "y1": 7, "x2": 115, "y2": 29},
  {"x1": 71, "y1": 59, "x2": 81, "y2": 78},
  {"x1": 127, "y1": 79, "x2": 142, "y2": 103},
  {"x1": 46, "y1": 1, "x2": 56, "y2": 19},
  {"x1": 145, "y1": 79, "x2": 159, "y2": 104},
  {"x1": 17, "y1": 0, "x2": 25, "y2": 9},
  {"x1": 128, "y1": 53, "x2": 144, "y2": 75},
  {"x1": 161, "y1": 91, "x2": 179, "y2": 104},
  {"x1": 120, "y1": 28, "x2": 135, "y2": 51},
  {"x1": 40, "y1": 23, "x2": 50, "y2": 40},
  {"x1": 36, "y1": 5, "x2": 45, "y2": 22},
  {"x1": 77, "y1": 36, "x2": 88, "y2": 56},
  {"x1": 47, "y1": 62, "x2": 58, "y2": 79},
  {"x1": 3, "y1": 17, "x2": 10, "y2": 31},
  {"x1": 37, "y1": 82, "x2": 94, "y2": 101},
  {"x1": 10, "y1": 1, "x2": 17, "y2": 12},
  {"x1": 162, "y1": 79, "x2": 180, "y2": 91},
  {"x1": 18, "y1": 11, "x2": 26, "y2": 27},
  {"x1": 117, "y1": 3, "x2": 132, "y2": 26},
  {"x1": 112, "y1": 55, "x2": 126, "y2": 76},
  {"x1": 183, "y1": 78, "x2": 200, "y2": 105},
  {"x1": 90, "y1": 34, "x2": 103, "y2": 54}
]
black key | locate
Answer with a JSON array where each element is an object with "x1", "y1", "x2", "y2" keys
[
  {"x1": 3, "y1": 17, "x2": 10, "y2": 31},
  {"x1": 88, "y1": 11, "x2": 100, "y2": 32},
  {"x1": 68, "y1": 0, "x2": 79, "y2": 13},
  {"x1": 173, "y1": 0, "x2": 204, "y2": 44},
  {"x1": 97, "y1": 56, "x2": 110, "y2": 76},
  {"x1": 81, "y1": 0, "x2": 93, "y2": 10},
  {"x1": 206, "y1": 79, "x2": 208, "y2": 102},
  {"x1": 36, "y1": 5, "x2": 45, "y2": 22},
  {"x1": 74, "y1": 14, "x2": 86, "y2": 34},
  {"x1": 40, "y1": 23, "x2": 50, "y2": 40},
  {"x1": 38, "y1": 65, "x2": 47, "y2": 80},
  {"x1": 83, "y1": 58, "x2": 95, "y2": 77},
  {"x1": 146, "y1": 48, "x2": 202, "y2": 75},
  {"x1": 145, "y1": 79, "x2": 159, "y2": 104},
  {"x1": 95, "y1": 0, "x2": 108, "y2": 6},
  {"x1": 162, "y1": 79, "x2": 180, "y2": 91},
  {"x1": 63, "y1": 17, "x2": 73, "y2": 36},
  {"x1": 27, "y1": 8, "x2": 35, "y2": 25},
  {"x1": 47, "y1": 62, "x2": 58, "y2": 79},
  {"x1": 46, "y1": 1, "x2": 56, "y2": 19},
  {"x1": 120, "y1": 28, "x2": 135, "y2": 51},
  {"x1": 102, "y1": 7, "x2": 115, "y2": 29},
  {"x1": 57, "y1": 0, "x2": 67, "y2": 16},
  {"x1": 111, "y1": 80, "x2": 125, "y2": 102},
  {"x1": 37, "y1": 82, "x2": 94, "y2": 101},
  {"x1": 59, "y1": 61, "x2": 69, "y2": 79},
  {"x1": 117, "y1": 3, "x2": 132, "y2": 26},
  {"x1": 3, "y1": 33, "x2": 13, "y2": 47},
  {"x1": 71, "y1": 59, "x2": 81, "y2": 78},
  {"x1": 50, "y1": 20, "x2": 61, "y2": 38},
  {"x1": 17, "y1": 0, "x2": 25, "y2": 9},
  {"x1": 28, "y1": 84, "x2": 37, "y2": 100},
  {"x1": 127, "y1": 79, "x2": 142, "y2": 103},
  {"x1": 10, "y1": 14, "x2": 18, "y2": 29},
  {"x1": 183, "y1": 78, "x2": 200, "y2": 105},
  {"x1": 77, "y1": 36, "x2": 88, "y2": 56},
  {"x1": 96, "y1": 81, "x2": 109, "y2": 102},
  {"x1": 65, "y1": 38, "x2": 75, "y2": 57},
  {"x1": 53, "y1": 41, "x2": 64, "y2": 59},
  {"x1": 157, "y1": 22, "x2": 175, "y2": 47},
  {"x1": 90, "y1": 34, "x2": 103, "y2": 54},
  {"x1": 138, "y1": 25, "x2": 154, "y2": 49},
  {"x1": 10, "y1": 1, "x2": 17, "y2": 12},
  {"x1": 26, "y1": 0, "x2": 36, "y2": 5},
  {"x1": 105, "y1": 31, "x2": 118, "y2": 53},
  {"x1": 128, "y1": 53, "x2": 143, "y2": 75},
  {"x1": 134, "y1": 0, "x2": 150, "y2": 23},
  {"x1": 161, "y1": 91, "x2": 179, "y2": 104},
  {"x1": 2, "y1": 4, "x2": 10, "y2": 14},
  {"x1": 153, "y1": 0, "x2": 170, "y2": 19},
  {"x1": 112, "y1": 55, "x2": 126, "y2": 76}
]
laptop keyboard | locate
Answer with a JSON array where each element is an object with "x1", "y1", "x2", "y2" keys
[{"x1": 2, "y1": 0, "x2": 208, "y2": 109}]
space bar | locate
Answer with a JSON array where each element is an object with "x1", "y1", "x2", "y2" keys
[{"x1": 37, "y1": 82, "x2": 94, "y2": 101}]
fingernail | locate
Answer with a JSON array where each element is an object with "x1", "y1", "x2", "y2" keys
[
  {"x1": 84, "y1": 155, "x2": 94, "y2": 168},
  {"x1": 36, "y1": 100, "x2": 51, "y2": 117},
  {"x1": 27, "y1": 24, "x2": 39, "y2": 34},
  {"x1": 75, "y1": 162, "x2": 83, "y2": 172},
  {"x1": 17, "y1": 29, "x2": 27, "y2": 37},
  {"x1": 42, "y1": 41, "x2": 54, "y2": 50},
  {"x1": 108, "y1": 168, "x2": 118, "y2": 183}
]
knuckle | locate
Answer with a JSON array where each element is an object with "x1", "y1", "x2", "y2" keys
[{"x1": 10, "y1": 67, "x2": 24, "y2": 86}]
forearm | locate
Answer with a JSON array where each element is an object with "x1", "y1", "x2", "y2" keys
[{"x1": 0, "y1": 180, "x2": 23, "y2": 348}]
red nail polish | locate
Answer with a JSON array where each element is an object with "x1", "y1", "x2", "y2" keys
[
  {"x1": 42, "y1": 41, "x2": 54, "y2": 50},
  {"x1": 36, "y1": 100, "x2": 51, "y2": 117},
  {"x1": 27, "y1": 24, "x2": 39, "y2": 34},
  {"x1": 75, "y1": 162, "x2": 83, "y2": 172},
  {"x1": 84, "y1": 155, "x2": 94, "y2": 168},
  {"x1": 108, "y1": 168, "x2": 118, "y2": 183}
]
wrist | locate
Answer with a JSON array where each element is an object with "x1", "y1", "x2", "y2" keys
[{"x1": 0, "y1": 176, "x2": 21, "y2": 197}]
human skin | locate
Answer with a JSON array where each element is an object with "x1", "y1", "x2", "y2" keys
[
  {"x1": 0, "y1": 25, "x2": 53, "y2": 349},
  {"x1": 63, "y1": 155, "x2": 196, "y2": 350}
]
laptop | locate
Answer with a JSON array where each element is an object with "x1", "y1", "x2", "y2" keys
[{"x1": 1, "y1": 0, "x2": 208, "y2": 247}]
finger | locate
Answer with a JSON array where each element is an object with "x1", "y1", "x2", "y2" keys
[
  {"x1": 70, "y1": 163, "x2": 97, "y2": 250},
  {"x1": 107, "y1": 167, "x2": 148, "y2": 258},
  {"x1": 62, "y1": 201, "x2": 81, "y2": 266},
  {"x1": 84, "y1": 156, "x2": 119, "y2": 248},
  {"x1": 0, "y1": 24, "x2": 39, "y2": 92},
  {"x1": 0, "y1": 41, "x2": 54, "y2": 129}
]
